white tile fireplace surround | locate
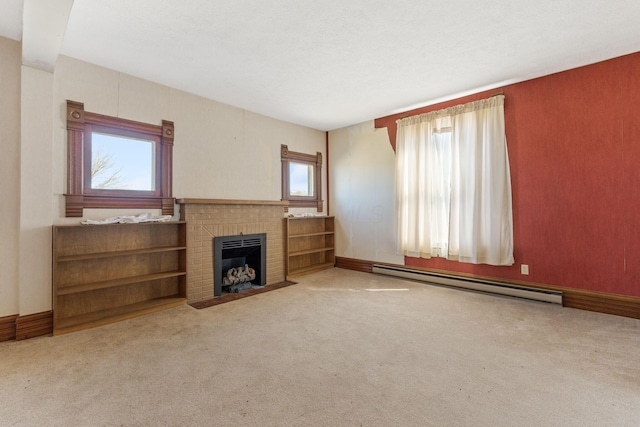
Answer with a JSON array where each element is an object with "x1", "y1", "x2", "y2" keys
[{"x1": 178, "y1": 199, "x2": 288, "y2": 304}]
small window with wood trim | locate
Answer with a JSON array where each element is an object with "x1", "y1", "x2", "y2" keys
[
  {"x1": 65, "y1": 100, "x2": 175, "y2": 217},
  {"x1": 281, "y1": 144, "x2": 322, "y2": 211}
]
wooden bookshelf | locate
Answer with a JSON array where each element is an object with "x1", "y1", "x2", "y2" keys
[
  {"x1": 52, "y1": 221, "x2": 187, "y2": 335},
  {"x1": 285, "y1": 216, "x2": 335, "y2": 279}
]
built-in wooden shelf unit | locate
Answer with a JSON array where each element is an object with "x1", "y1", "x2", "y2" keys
[
  {"x1": 285, "y1": 216, "x2": 335, "y2": 279},
  {"x1": 52, "y1": 221, "x2": 187, "y2": 335}
]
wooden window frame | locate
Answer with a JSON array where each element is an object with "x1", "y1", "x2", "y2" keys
[
  {"x1": 65, "y1": 100, "x2": 175, "y2": 217},
  {"x1": 281, "y1": 144, "x2": 322, "y2": 212}
]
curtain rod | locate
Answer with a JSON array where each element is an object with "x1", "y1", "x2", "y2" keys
[{"x1": 397, "y1": 92, "x2": 505, "y2": 120}]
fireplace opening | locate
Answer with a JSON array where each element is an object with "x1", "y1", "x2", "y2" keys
[{"x1": 213, "y1": 233, "x2": 266, "y2": 296}]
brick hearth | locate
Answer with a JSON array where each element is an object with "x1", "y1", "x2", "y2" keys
[{"x1": 178, "y1": 199, "x2": 288, "y2": 304}]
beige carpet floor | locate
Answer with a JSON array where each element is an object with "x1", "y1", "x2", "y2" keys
[{"x1": 1, "y1": 268, "x2": 639, "y2": 426}]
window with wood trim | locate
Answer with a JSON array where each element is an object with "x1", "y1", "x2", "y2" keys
[
  {"x1": 281, "y1": 144, "x2": 322, "y2": 212},
  {"x1": 65, "y1": 100, "x2": 175, "y2": 217}
]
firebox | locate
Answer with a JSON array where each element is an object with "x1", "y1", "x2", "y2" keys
[{"x1": 213, "y1": 233, "x2": 266, "y2": 296}]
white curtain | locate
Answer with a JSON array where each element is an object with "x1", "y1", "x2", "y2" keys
[{"x1": 395, "y1": 95, "x2": 514, "y2": 266}]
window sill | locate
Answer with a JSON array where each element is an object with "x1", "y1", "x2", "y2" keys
[{"x1": 65, "y1": 194, "x2": 175, "y2": 217}]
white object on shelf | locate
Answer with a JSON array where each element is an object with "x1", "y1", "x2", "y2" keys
[{"x1": 81, "y1": 213, "x2": 172, "y2": 225}]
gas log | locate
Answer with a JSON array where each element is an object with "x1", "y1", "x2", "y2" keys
[{"x1": 223, "y1": 264, "x2": 256, "y2": 286}]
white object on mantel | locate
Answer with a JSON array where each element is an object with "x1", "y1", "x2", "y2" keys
[{"x1": 81, "y1": 213, "x2": 172, "y2": 225}]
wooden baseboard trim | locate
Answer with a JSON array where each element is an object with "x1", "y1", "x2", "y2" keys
[
  {"x1": 335, "y1": 256, "x2": 640, "y2": 320},
  {"x1": 0, "y1": 314, "x2": 18, "y2": 342},
  {"x1": 562, "y1": 291, "x2": 640, "y2": 319},
  {"x1": 15, "y1": 311, "x2": 53, "y2": 341},
  {"x1": 335, "y1": 256, "x2": 374, "y2": 273}
]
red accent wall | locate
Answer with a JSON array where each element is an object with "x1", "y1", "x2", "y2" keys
[{"x1": 375, "y1": 52, "x2": 640, "y2": 297}]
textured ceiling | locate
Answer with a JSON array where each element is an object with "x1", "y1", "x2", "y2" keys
[{"x1": 3, "y1": 0, "x2": 640, "y2": 130}]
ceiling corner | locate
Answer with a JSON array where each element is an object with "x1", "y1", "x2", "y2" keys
[{"x1": 21, "y1": 0, "x2": 74, "y2": 72}]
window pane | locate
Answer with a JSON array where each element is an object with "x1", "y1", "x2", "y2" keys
[
  {"x1": 289, "y1": 162, "x2": 314, "y2": 197},
  {"x1": 91, "y1": 132, "x2": 155, "y2": 191},
  {"x1": 430, "y1": 130, "x2": 452, "y2": 255}
]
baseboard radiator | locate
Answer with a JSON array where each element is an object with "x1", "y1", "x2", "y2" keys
[{"x1": 372, "y1": 264, "x2": 562, "y2": 304}]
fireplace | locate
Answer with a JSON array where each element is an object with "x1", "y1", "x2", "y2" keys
[
  {"x1": 213, "y1": 233, "x2": 266, "y2": 296},
  {"x1": 178, "y1": 199, "x2": 286, "y2": 304}
]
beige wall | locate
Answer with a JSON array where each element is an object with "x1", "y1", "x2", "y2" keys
[
  {"x1": 3, "y1": 44, "x2": 326, "y2": 317},
  {"x1": 20, "y1": 65, "x2": 55, "y2": 315},
  {"x1": 52, "y1": 56, "x2": 327, "y2": 219},
  {"x1": 0, "y1": 38, "x2": 21, "y2": 316},
  {"x1": 329, "y1": 121, "x2": 403, "y2": 265}
]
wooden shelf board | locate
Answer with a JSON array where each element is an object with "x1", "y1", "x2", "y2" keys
[
  {"x1": 53, "y1": 296, "x2": 186, "y2": 335},
  {"x1": 289, "y1": 247, "x2": 335, "y2": 257},
  {"x1": 286, "y1": 216, "x2": 334, "y2": 220},
  {"x1": 287, "y1": 262, "x2": 335, "y2": 279},
  {"x1": 57, "y1": 246, "x2": 186, "y2": 262},
  {"x1": 53, "y1": 221, "x2": 186, "y2": 230},
  {"x1": 57, "y1": 271, "x2": 187, "y2": 296},
  {"x1": 288, "y1": 231, "x2": 334, "y2": 238}
]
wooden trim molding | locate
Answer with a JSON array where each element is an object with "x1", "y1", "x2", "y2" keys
[
  {"x1": 0, "y1": 314, "x2": 18, "y2": 342},
  {"x1": 65, "y1": 100, "x2": 175, "y2": 217},
  {"x1": 335, "y1": 256, "x2": 640, "y2": 320},
  {"x1": 325, "y1": 131, "x2": 330, "y2": 215},
  {"x1": 562, "y1": 290, "x2": 640, "y2": 319},
  {"x1": 281, "y1": 144, "x2": 323, "y2": 212},
  {"x1": 161, "y1": 120, "x2": 174, "y2": 199},
  {"x1": 335, "y1": 256, "x2": 374, "y2": 273},
  {"x1": 11, "y1": 311, "x2": 53, "y2": 341}
]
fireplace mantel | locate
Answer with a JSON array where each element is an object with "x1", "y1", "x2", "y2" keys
[{"x1": 177, "y1": 198, "x2": 288, "y2": 206}]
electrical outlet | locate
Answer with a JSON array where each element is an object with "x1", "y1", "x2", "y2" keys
[{"x1": 521, "y1": 264, "x2": 529, "y2": 275}]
